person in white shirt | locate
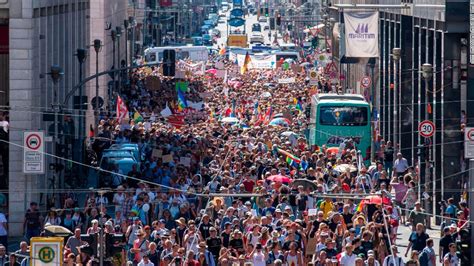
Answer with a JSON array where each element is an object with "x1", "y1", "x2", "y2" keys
[
  {"x1": 383, "y1": 246, "x2": 405, "y2": 266},
  {"x1": 137, "y1": 254, "x2": 154, "y2": 266},
  {"x1": 113, "y1": 186, "x2": 125, "y2": 213},
  {"x1": 393, "y1": 153, "x2": 409, "y2": 177},
  {"x1": 339, "y1": 244, "x2": 356, "y2": 266}
]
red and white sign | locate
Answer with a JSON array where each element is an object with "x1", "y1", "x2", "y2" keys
[
  {"x1": 360, "y1": 76, "x2": 371, "y2": 88},
  {"x1": 465, "y1": 127, "x2": 474, "y2": 158},
  {"x1": 418, "y1": 120, "x2": 435, "y2": 138},
  {"x1": 23, "y1": 131, "x2": 44, "y2": 174}
]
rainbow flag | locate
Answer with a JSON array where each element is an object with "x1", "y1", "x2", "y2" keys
[
  {"x1": 277, "y1": 148, "x2": 301, "y2": 165},
  {"x1": 356, "y1": 200, "x2": 365, "y2": 212},
  {"x1": 294, "y1": 98, "x2": 303, "y2": 112},
  {"x1": 177, "y1": 89, "x2": 188, "y2": 112},
  {"x1": 133, "y1": 111, "x2": 144, "y2": 123},
  {"x1": 240, "y1": 52, "x2": 251, "y2": 75}
]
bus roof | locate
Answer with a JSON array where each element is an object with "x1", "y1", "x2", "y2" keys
[{"x1": 312, "y1": 93, "x2": 369, "y2": 105}]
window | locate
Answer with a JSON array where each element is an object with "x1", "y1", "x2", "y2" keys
[{"x1": 319, "y1": 106, "x2": 368, "y2": 126}]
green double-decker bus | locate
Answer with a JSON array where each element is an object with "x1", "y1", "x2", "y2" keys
[{"x1": 309, "y1": 94, "x2": 372, "y2": 160}]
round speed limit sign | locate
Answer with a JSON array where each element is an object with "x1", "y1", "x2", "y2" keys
[{"x1": 418, "y1": 120, "x2": 435, "y2": 138}]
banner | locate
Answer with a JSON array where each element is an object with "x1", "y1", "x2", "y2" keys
[
  {"x1": 31, "y1": 237, "x2": 63, "y2": 266},
  {"x1": 344, "y1": 11, "x2": 379, "y2": 57},
  {"x1": 236, "y1": 54, "x2": 277, "y2": 69}
]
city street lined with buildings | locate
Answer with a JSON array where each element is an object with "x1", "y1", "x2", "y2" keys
[{"x1": 0, "y1": 0, "x2": 471, "y2": 265}]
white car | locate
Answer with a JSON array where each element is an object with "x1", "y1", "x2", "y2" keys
[
  {"x1": 250, "y1": 33, "x2": 264, "y2": 44},
  {"x1": 258, "y1": 17, "x2": 267, "y2": 23}
]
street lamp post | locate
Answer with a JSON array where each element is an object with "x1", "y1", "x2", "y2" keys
[
  {"x1": 421, "y1": 63, "x2": 433, "y2": 219},
  {"x1": 48, "y1": 65, "x2": 64, "y2": 207},
  {"x1": 116, "y1": 26, "x2": 123, "y2": 96},
  {"x1": 392, "y1": 48, "x2": 401, "y2": 156},
  {"x1": 110, "y1": 29, "x2": 117, "y2": 110},
  {"x1": 367, "y1": 60, "x2": 376, "y2": 162},
  {"x1": 75, "y1": 49, "x2": 87, "y2": 179},
  {"x1": 123, "y1": 20, "x2": 129, "y2": 70},
  {"x1": 129, "y1": 16, "x2": 136, "y2": 65},
  {"x1": 93, "y1": 39, "x2": 102, "y2": 137}
]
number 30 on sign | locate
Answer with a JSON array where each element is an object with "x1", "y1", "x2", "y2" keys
[{"x1": 418, "y1": 120, "x2": 435, "y2": 138}]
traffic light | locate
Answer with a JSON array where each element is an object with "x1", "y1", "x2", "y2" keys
[
  {"x1": 265, "y1": 8, "x2": 269, "y2": 17},
  {"x1": 162, "y1": 49, "x2": 176, "y2": 77},
  {"x1": 276, "y1": 14, "x2": 281, "y2": 26},
  {"x1": 260, "y1": 7, "x2": 264, "y2": 15}
]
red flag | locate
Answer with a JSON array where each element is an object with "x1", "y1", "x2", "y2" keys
[
  {"x1": 89, "y1": 125, "x2": 94, "y2": 137},
  {"x1": 116, "y1": 96, "x2": 129, "y2": 123},
  {"x1": 427, "y1": 103, "x2": 432, "y2": 114}
]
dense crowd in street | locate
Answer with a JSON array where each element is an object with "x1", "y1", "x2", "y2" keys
[{"x1": 14, "y1": 52, "x2": 470, "y2": 266}]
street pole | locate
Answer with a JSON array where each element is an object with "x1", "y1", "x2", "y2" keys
[
  {"x1": 470, "y1": 159, "x2": 474, "y2": 263},
  {"x1": 93, "y1": 39, "x2": 102, "y2": 137},
  {"x1": 111, "y1": 29, "x2": 117, "y2": 112},
  {"x1": 48, "y1": 65, "x2": 63, "y2": 207},
  {"x1": 116, "y1": 26, "x2": 122, "y2": 96},
  {"x1": 368, "y1": 60, "x2": 376, "y2": 162},
  {"x1": 75, "y1": 49, "x2": 87, "y2": 180},
  {"x1": 422, "y1": 63, "x2": 433, "y2": 219},
  {"x1": 392, "y1": 48, "x2": 401, "y2": 156},
  {"x1": 129, "y1": 16, "x2": 135, "y2": 65},
  {"x1": 123, "y1": 19, "x2": 129, "y2": 70}
]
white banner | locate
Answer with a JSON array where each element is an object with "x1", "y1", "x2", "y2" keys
[
  {"x1": 344, "y1": 11, "x2": 379, "y2": 57},
  {"x1": 236, "y1": 54, "x2": 277, "y2": 69}
]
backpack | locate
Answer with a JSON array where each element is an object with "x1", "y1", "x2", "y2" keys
[{"x1": 418, "y1": 250, "x2": 429, "y2": 266}]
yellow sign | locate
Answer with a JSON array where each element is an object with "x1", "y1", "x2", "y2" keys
[
  {"x1": 30, "y1": 237, "x2": 63, "y2": 266},
  {"x1": 227, "y1": 35, "x2": 248, "y2": 48}
]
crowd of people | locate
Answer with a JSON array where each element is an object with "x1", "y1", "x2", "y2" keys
[{"x1": 16, "y1": 51, "x2": 470, "y2": 266}]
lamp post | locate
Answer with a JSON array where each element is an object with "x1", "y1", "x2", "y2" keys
[
  {"x1": 123, "y1": 20, "x2": 129, "y2": 70},
  {"x1": 392, "y1": 48, "x2": 401, "y2": 156},
  {"x1": 48, "y1": 65, "x2": 64, "y2": 207},
  {"x1": 129, "y1": 16, "x2": 136, "y2": 66},
  {"x1": 116, "y1": 26, "x2": 123, "y2": 96},
  {"x1": 110, "y1": 29, "x2": 117, "y2": 106},
  {"x1": 421, "y1": 63, "x2": 433, "y2": 218},
  {"x1": 75, "y1": 49, "x2": 87, "y2": 179},
  {"x1": 367, "y1": 60, "x2": 376, "y2": 162},
  {"x1": 93, "y1": 39, "x2": 102, "y2": 137}
]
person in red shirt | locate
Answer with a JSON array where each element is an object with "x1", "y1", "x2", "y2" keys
[
  {"x1": 242, "y1": 175, "x2": 255, "y2": 192},
  {"x1": 185, "y1": 250, "x2": 200, "y2": 266}
]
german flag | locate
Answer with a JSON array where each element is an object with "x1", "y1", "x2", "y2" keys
[{"x1": 240, "y1": 52, "x2": 251, "y2": 75}]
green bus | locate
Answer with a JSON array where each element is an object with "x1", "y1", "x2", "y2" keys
[{"x1": 309, "y1": 94, "x2": 372, "y2": 160}]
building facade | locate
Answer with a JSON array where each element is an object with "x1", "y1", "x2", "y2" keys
[{"x1": 2, "y1": 0, "x2": 129, "y2": 236}]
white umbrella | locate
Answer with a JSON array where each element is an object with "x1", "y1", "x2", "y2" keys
[
  {"x1": 261, "y1": 92, "x2": 272, "y2": 98},
  {"x1": 160, "y1": 104, "x2": 172, "y2": 118},
  {"x1": 221, "y1": 117, "x2": 239, "y2": 123}
]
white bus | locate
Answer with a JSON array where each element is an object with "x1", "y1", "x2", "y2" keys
[{"x1": 144, "y1": 46, "x2": 209, "y2": 63}]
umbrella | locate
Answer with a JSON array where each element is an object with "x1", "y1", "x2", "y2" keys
[
  {"x1": 334, "y1": 164, "x2": 358, "y2": 173},
  {"x1": 206, "y1": 69, "x2": 217, "y2": 75},
  {"x1": 326, "y1": 147, "x2": 339, "y2": 155},
  {"x1": 269, "y1": 117, "x2": 290, "y2": 127},
  {"x1": 267, "y1": 174, "x2": 292, "y2": 183},
  {"x1": 285, "y1": 58, "x2": 295, "y2": 64},
  {"x1": 300, "y1": 62, "x2": 313, "y2": 68},
  {"x1": 281, "y1": 131, "x2": 299, "y2": 138},
  {"x1": 273, "y1": 113, "x2": 284, "y2": 118},
  {"x1": 44, "y1": 225, "x2": 73, "y2": 237},
  {"x1": 365, "y1": 195, "x2": 391, "y2": 205},
  {"x1": 221, "y1": 117, "x2": 239, "y2": 124},
  {"x1": 261, "y1": 92, "x2": 272, "y2": 98},
  {"x1": 291, "y1": 179, "x2": 318, "y2": 190}
]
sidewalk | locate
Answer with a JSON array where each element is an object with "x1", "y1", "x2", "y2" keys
[{"x1": 396, "y1": 223, "x2": 442, "y2": 265}]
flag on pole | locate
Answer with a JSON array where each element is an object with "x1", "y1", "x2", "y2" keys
[
  {"x1": 175, "y1": 81, "x2": 188, "y2": 92},
  {"x1": 133, "y1": 111, "x2": 144, "y2": 123},
  {"x1": 356, "y1": 200, "x2": 365, "y2": 212},
  {"x1": 116, "y1": 96, "x2": 129, "y2": 123},
  {"x1": 219, "y1": 47, "x2": 226, "y2": 56},
  {"x1": 240, "y1": 52, "x2": 251, "y2": 75},
  {"x1": 177, "y1": 90, "x2": 188, "y2": 112},
  {"x1": 294, "y1": 98, "x2": 303, "y2": 112}
]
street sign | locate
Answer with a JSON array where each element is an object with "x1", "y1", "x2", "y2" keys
[
  {"x1": 230, "y1": 8, "x2": 244, "y2": 18},
  {"x1": 360, "y1": 76, "x2": 372, "y2": 88},
  {"x1": 23, "y1": 131, "x2": 44, "y2": 174},
  {"x1": 91, "y1": 96, "x2": 104, "y2": 109},
  {"x1": 465, "y1": 127, "x2": 474, "y2": 158},
  {"x1": 418, "y1": 120, "x2": 435, "y2": 138},
  {"x1": 30, "y1": 237, "x2": 63, "y2": 266},
  {"x1": 228, "y1": 18, "x2": 245, "y2": 27}
]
